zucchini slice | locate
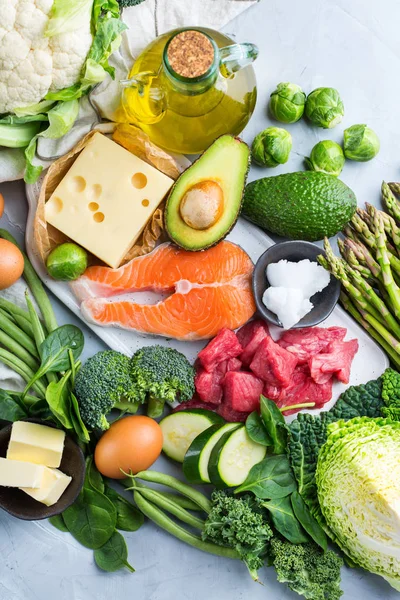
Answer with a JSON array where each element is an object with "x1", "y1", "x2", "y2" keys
[
  {"x1": 160, "y1": 409, "x2": 224, "y2": 463},
  {"x1": 183, "y1": 422, "x2": 241, "y2": 484},
  {"x1": 208, "y1": 425, "x2": 267, "y2": 488}
]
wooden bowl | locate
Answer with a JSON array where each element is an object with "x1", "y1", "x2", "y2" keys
[{"x1": 0, "y1": 419, "x2": 85, "y2": 520}]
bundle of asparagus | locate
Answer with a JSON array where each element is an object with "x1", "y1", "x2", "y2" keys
[{"x1": 318, "y1": 182, "x2": 400, "y2": 368}]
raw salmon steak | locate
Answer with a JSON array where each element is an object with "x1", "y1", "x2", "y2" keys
[{"x1": 72, "y1": 242, "x2": 256, "y2": 341}]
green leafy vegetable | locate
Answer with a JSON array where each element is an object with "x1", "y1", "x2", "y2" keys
[
  {"x1": 85, "y1": 456, "x2": 105, "y2": 494},
  {"x1": 291, "y1": 491, "x2": 327, "y2": 552},
  {"x1": 260, "y1": 396, "x2": 287, "y2": 454},
  {"x1": 45, "y1": 372, "x2": 74, "y2": 430},
  {"x1": 343, "y1": 124, "x2": 380, "y2": 162},
  {"x1": 381, "y1": 368, "x2": 400, "y2": 420},
  {"x1": 49, "y1": 514, "x2": 69, "y2": 533},
  {"x1": 305, "y1": 140, "x2": 345, "y2": 177},
  {"x1": 263, "y1": 496, "x2": 309, "y2": 544},
  {"x1": 62, "y1": 488, "x2": 117, "y2": 549},
  {"x1": 269, "y1": 82, "x2": 306, "y2": 124},
  {"x1": 251, "y1": 127, "x2": 292, "y2": 168},
  {"x1": 94, "y1": 531, "x2": 134, "y2": 573},
  {"x1": 105, "y1": 485, "x2": 144, "y2": 532},
  {"x1": 0, "y1": 390, "x2": 28, "y2": 422},
  {"x1": 305, "y1": 87, "x2": 344, "y2": 129},
  {"x1": 70, "y1": 392, "x2": 91, "y2": 443},
  {"x1": 234, "y1": 455, "x2": 297, "y2": 499},
  {"x1": 245, "y1": 411, "x2": 272, "y2": 446},
  {"x1": 270, "y1": 537, "x2": 344, "y2": 600}
]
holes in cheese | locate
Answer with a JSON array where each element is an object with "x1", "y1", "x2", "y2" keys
[
  {"x1": 88, "y1": 202, "x2": 100, "y2": 212},
  {"x1": 70, "y1": 176, "x2": 86, "y2": 193},
  {"x1": 48, "y1": 197, "x2": 63, "y2": 215},
  {"x1": 142, "y1": 199, "x2": 150, "y2": 207},
  {"x1": 132, "y1": 172, "x2": 147, "y2": 189},
  {"x1": 88, "y1": 183, "x2": 102, "y2": 199},
  {"x1": 93, "y1": 212, "x2": 105, "y2": 223}
]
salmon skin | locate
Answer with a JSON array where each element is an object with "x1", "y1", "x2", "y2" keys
[{"x1": 73, "y1": 241, "x2": 256, "y2": 341}]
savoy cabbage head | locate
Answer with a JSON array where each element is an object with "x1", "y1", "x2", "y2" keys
[{"x1": 316, "y1": 416, "x2": 400, "y2": 591}]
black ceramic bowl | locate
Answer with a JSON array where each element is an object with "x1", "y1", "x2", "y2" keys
[
  {"x1": 253, "y1": 241, "x2": 341, "y2": 328},
  {"x1": 0, "y1": 419, "x2": 85, "y2": 520}
]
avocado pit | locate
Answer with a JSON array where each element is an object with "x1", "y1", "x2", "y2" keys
[{"x1": 179, "y1": 180, "x2": 224, "y2": 230}]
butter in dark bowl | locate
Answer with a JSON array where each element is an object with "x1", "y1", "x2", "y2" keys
[
  {"x1": 252, "y1": 240, "x2": 341, "y2": 329},
  {"x1": 0, "y1": 418, "x2": 85, "y2": 521}
]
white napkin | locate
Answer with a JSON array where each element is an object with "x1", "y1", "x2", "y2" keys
[{"x1": 0, "y1": 0, "x2": 258, "y2": 183}]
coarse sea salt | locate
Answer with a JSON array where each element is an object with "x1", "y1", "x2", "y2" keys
[{"x1": 263, "y1": 259, "x2": 330, "y2": 329}]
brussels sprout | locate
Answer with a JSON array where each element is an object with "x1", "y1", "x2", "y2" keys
[
  {"x1": 251, "y1": 127, "x2": 292, "y2": 168},
  {"x1": 46, "y1": 243, "x2": 88, "y2": 281},
  {"x1": 269, "y1": 82, "x2": 306, "y2": 124},
  {"x1": 305, "y1": 87, "x2": 344, "y2": 129},
  {"x1": 305, "y1": 140, "x2": 345, "y2": 176},
  {"x1": 343, "y1": 124, "x2": 380, "y2": 162}
]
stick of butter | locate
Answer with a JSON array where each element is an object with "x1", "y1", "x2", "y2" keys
[
  {"x1": 45, "y1": 132, "x2": 174, "y2": 269},
  {"x1": 0, "y1": 457, "x2": 45, "y2": 488},
  {"x1": 21, "y1": 467, "x2": 72, "y2": 507},
  {"x1": 7, "y1": 422, "x2": 66, "y2": 468}
]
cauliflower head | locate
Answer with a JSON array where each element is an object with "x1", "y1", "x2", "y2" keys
[{"x1": 0, "y1": 0, "x2": 93, "y2": 114}]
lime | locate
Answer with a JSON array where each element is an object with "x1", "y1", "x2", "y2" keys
[{"x1": 46, "y1": 243, "x2": 88, "y2": 281}]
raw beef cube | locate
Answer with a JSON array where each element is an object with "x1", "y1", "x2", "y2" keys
[
  {"x1": 223, "y1": 371, "x2": 264, "y2": 413},
  {"x1": 309, "y1": 339, "x2": 359, "y2": 385},
  {"x1": 274, "y1": 365, "x2": 333, "y2": 415},
  {"x1": 250, "y1": 336, "x2": 298, "y2": 387},
  {"x1": 237, "y1": 320, "x2": 270, "y2": 367},
  {"x1": 263, "y1": 383, "x2": 282, "y2": 401},
  {"x1": 173, "y1": 396, "x2": 216, "y2": 413},
  {"x1": 198, "y1": 328, "x2": 243, "y2": 372},
  {"x1": 217, "y1": 402, "x2": 248, "y2": 423},
  {"x1": 215, "y1": 357, "x2": 242, "y2": 377},
  {"x1": 195, "y1": 368, "x2": 223, "y2": 404},
  {"x1": 278, "y1": 327, "x2": 347, "y2": 363}
]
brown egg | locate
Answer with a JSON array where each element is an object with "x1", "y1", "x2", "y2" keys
[
  {"x1": 0, "y1": 194, "x2": 4, "y2": 219},
  {"x1": 95, "y1": 415, "x2": 163, "y2": 479},
  {"x1": 0, "y1": 239, "x2": 24, "y2": 290}
]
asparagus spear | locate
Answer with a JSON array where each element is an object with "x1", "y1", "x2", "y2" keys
[
  {"x1": 373, "y1": 211, "x2": 400, "y2": 321},
  {"x1": 344, "y1": 237, "x2": 381, "y2": 279},
  {"x1": 366, "y1": 202, "x2": 400, "y2": 254},
  {"x1": 388, "y1": 182, "x2": 400, "y2": 196},
  {"x1": 383, "y1": 182, "x2": 400, "y2": 223},
  {"x1": 338, "y1": 238, "x2": 374, "y2": 281}
]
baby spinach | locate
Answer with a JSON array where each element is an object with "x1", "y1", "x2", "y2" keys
[
  {"x1": 85, "y1": 456, "x2": 105, "y2": 494},
  {"x1": 62, "y1": 488, "x2": 117, "y2": 549},
  {"x1": 234, "y1": 455, "x2": 297, "y2": 499},
  {"x1": 48, "y1": 514, "x2": 69, "y2": 533},
  {"x1": 45, "y1": 372, "x2": 74, "y2": 430},
  {"x1": 260, "y1": 396, "x2": 288, "y2": 454},
  {"x1": 70, "y1": 392, "x2": 90, "y2": 443},
  {"x1": 245, "y1": 411, "x2": 272, "y2": 446},
  {"x1": 262, "y1": 496, "x2": 309, "y2": 544},
  {"x1": 0, "y1": 390, "x2": 28, "y2": 422},
  {"x1": 291, "y1": 491, "x2": 327, "y2": 552},
  {"x1": 23, "y1": 325, "x2": 84, "y2": 397},
  {"x1": 94, "y1": 531, "x2": 134, "y2": 573},
  {"x1": 105, "y1": 485, "x2": 144, "y2": 532}
]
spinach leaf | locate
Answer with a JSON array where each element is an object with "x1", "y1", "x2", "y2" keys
[
  {"x1": 291, "y1": 491, "x2": 327, "y2": 552},
  {"x1": 245, "y1": 411, "x2": 272, "y2": 446},
  {"x1": 70, "y1": 392, "x2": 90, "y2": 443},
  {"x1": 260, "y1": 396, "x2": 288, "y2": 454},
  {"x1": 62, "y1": 488, "x2": 117, "y2": 549},
  {"x1": 94, "y1": 531, "x2": 134, "y2": 573},
  {"x1": 105, "y1": 485, "x2": 144, "y2": 532},
  {"x1": 262, "y1": 496, "x2": 309, "y2": 544},
  {"x1": 85, "y1": 456, "x2": 105, "y2": 494},
  {"x1": 234, "y1": 455, "x2": 297, "y2": 499},
  {"x1": 0, "y1": 390, "x2": 28, "y2": 422},
  {"x1": 45, "y1": 372, "x2": 74, "y2": 430},
  {"x1": 48, "y1": 514, "x2": 69, "y2": 533}
]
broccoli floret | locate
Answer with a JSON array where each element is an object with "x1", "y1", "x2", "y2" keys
[
  {"x1": 202, "y1": 491, "x2": 273, "y2": 581},
  {"x1": 270, "y1": 537, "x2": 343, "y2": 600},
  {"x1": 381, "y1": 368, "x2": 400, "y2": 421},
  {"x1": 74, "y1": 351, "x2": 138, "y2": 430},
  {"x1": 130, "y1": 345, "x2": 195, "y2": 418},
  {"x1": 117, "y1": 0, "x2": 146, "y2": 7}
]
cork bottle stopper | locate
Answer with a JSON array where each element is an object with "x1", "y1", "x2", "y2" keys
[{"x1": 167, "y1": 30, "x2": 215, "y2": 78}]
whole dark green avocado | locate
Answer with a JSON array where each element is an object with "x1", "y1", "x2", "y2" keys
[{"x1": 242, "y1": 171, "x2": 357, "y2": 241}]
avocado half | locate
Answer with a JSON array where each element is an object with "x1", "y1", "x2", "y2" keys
[{"x1": 165, "y1": 135, "x2": 251, "y2": 251}]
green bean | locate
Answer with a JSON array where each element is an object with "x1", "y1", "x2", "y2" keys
[
  {"x1": 0, "y1": 349, "x2": 46, "y2": 398},
  {"x1": 0, "y1": 309, "x2": 38, "y2": 358},
  {"x1": 135, "y1": 486, "x2": 205, "y2": 531},
  {"x1": 0, "y1": 298, "x2": 30, "y2": 321},
  {"x1": 0, "y1": 307, "x2": 16, "y2": 324},
  {"x1": 0, "y1": 229, "x2": 58, "y2": 333},
  {"x1": 25, "y1": 293, "x2": 57, "y2": 384},
  {"x1": 12, "y1": 313, "x2": 34, "y2": 338},
  {"x1": 160, "y1": 492, "x2": 204, "y2": 512},
  {"x1": 133, "y1": 471, "x2": 212, "y2": 514},
  {"x1": 0, "y1": 329, "x2": 39, "y2": 371},
  {"x1": 133, "y1": 491, "x2": 239, "y2": 560}
]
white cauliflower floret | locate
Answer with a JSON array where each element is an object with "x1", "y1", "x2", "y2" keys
[{"x1": 0, "y1": 0, "x2": 93, "y2": 114}]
